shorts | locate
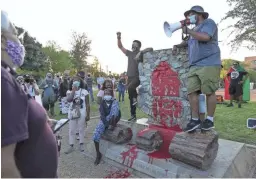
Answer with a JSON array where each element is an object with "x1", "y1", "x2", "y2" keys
[
  {"x1": 187, "y1": 66, "x2": 221, "y2": 95},
  {"x1": 229, "y1": 84, "x2": 243, "y2": 97}
]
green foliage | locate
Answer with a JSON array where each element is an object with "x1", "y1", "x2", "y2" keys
[
  {"x1": 221, "y1": 0, "x2": 256, "y2": 50},
  {"x1": 16, "y1": 26, "x2": 48, "y2": 71},
  {"x1": 70, "y1": 31, "x2": 91, "y2": 70},
  {"x1": 42, "y1": 41, "x2": 73, "y2": 74},
  {"x1": 247, "y1": 69, "x2": 256, "y2": 82}
]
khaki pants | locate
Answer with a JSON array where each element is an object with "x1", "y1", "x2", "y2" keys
[
  {"x1": 68, "y1": 111, "x2": 86, "y2": 145},
  {"x1": 187, "y1": 66, "x2": 221, "y2": 95}
]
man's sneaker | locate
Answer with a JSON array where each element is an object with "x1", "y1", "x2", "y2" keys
[
  {"x1": 79, "y1": 143, "x2": 85, "y2": 152},
  {"x1": 184, "y1": 119, "x2": 201, "y2": 132},
  {"x1": 201, "y1": 119, "x2": 214, "y2": 130},
  {"x1": 132, "y1": 98, "x2": 137, "y2": 106},
  {"x1": 238, "y1": 104, "x2": 242, "y2": 108},
  {"x1": 227, "y1": 103, "x2": 234, "y2": 107},
  {"x1": 64, "y1": 146, "x2": 74, "y2": 154},
  {"x1": 128, "y1": 115, "x2": 136, "y2": 122}
]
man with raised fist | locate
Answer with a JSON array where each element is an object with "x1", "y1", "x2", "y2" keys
[{"x1": 117, "y1": 32, "x2": 141, "y2": 121}]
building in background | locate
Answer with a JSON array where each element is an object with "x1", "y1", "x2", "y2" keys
[{"x1": 244, "y1": 56, "x2": 256, "y2": 70}]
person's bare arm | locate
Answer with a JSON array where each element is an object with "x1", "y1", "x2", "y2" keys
[
  {"x1": 97, "y1": 96, "x2": 102, "y2": 105},
  {"x1": 117, "y1": 32, "x2": 127, "y2": 54},
  {"x1": 66, "y1": 91, "x2": 75, "y2": 102},
  {"x1": 85, "y1": 95, "x2": 90, "y2": 121},
  {"x1": 1, "y1": 144, "x2": 21, "y2": 178},
  {"x1": 188, "y1": 30, "x2": 211, "y2": 41}
]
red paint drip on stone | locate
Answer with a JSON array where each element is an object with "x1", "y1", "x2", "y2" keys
[
  {"x1": 104, "y1": 169, "x2": 131, "y2": 178},
  {"x1": 120, "y1": 145, "x2": 138, "y2": 168},
  {"x1": 152, "y1": 61, "x2": 180, "y2": 97},
  {"x1": 152, "y1": 98, "x2": 183, "y2": 127},
  {"x1": 138, "y1": 124, "x2": 182, "y2": 159}
]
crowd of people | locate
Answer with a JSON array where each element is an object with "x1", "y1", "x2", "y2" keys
[{"x1": 1, "y1": 5, "x2": 251, "y2": 178}]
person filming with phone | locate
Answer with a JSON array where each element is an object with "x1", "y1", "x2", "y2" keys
[{"x1": 24, "y1": 74, "x2": 39, "y2": 99}]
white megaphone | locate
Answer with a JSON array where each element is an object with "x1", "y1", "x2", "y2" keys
[{"x1": 163, "y1": 19, "x2": 192, "y2": 37}]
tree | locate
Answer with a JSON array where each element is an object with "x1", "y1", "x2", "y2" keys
[
  {"x1": 221, "y1": 0, "x2": 256, "y2": 50},
  {"x1": 15, "y1": 26, "x2": 48, "y2": 72},
  {"x1": 91, "y1": 57, "x2": 100, "y2": 76},
  {"x1": 70, "y1": 31, "x2": 91, "y2": 70},
  {"x1": 42, "y1": 41, "x2": 73, "y2": 74}
]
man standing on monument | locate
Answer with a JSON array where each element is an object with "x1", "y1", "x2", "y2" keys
[
  {"x1": 173, "y1": 6, "x2": 221, "y2": 132},
  {"x1": 117, "y1": 32, "x2": 141, "y2": 121}
]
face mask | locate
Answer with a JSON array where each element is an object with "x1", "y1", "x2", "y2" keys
[
  {"x1": 104, "y1": 95, "x2": 112, "y2": 101},
  {"x1": 188, "y1": 15, "x2": 197, "y2": 24},
  {"x1": 73, "y1": 81, "x2": 80, "y2": 88},
  {"x1": 132, "y1": 45, "x2": 139, "y2": 52}
]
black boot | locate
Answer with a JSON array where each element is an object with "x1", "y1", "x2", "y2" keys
[{"x1": 94, "y1": 141, "x2": 102, "y2": 166}]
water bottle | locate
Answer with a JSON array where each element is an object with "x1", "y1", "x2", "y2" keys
[{"x1": 199, "y1": 94, "x2": 206, "y2": 114}]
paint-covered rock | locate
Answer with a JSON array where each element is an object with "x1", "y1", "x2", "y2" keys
[
  {"x1": 102, "y1": 124, "x2": 133, "y2": 144},
  {"x1": 136, "y1": 129, "x2": 163, "y2": 152},
  {"x1": 138, "y1": 47, "x2": 190, "y2": 130}
]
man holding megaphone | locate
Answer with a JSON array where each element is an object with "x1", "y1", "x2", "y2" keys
[
  {"x1": 117, "y1": 32, "x2": 141, "y2": 122},
  {"x1": 173, "y1": 6, "x2": 221, "y2": 132}
]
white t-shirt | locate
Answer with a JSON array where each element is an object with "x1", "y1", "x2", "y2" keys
[
  {"x1": 67, "y1": 89, "x2": 89, "y2": 116},
  {"x1": 97, "y1": 90, "x2": 104, "y2": 98},
  {"x1": 26, "y1": 83, "x2": 39, "y2": 97}
]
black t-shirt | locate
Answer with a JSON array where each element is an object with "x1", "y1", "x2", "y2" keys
[{"x1": 227, "y1": 71, "x2": 248, "y2": 85}]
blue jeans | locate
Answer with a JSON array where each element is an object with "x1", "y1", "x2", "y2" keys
[
  {"x1": 87, "y1": 87, "x2": 94, "y2": 102},
  {"x1": 119, "y1": 89, "x2": 125, "y2": 102}
]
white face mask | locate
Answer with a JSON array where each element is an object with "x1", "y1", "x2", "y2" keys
[
  {"x1": 189, "y1": 15, "x2": 197, "y2": 24},
  {"x1": 104, "y1": 95, "x2": 112, "y2": 101}
]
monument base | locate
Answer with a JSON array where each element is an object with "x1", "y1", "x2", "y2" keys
[{"x1": 97, "y1": 119, "x2": 256, "y2": 178}]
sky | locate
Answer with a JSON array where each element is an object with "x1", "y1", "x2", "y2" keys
[{"x1": 2, "y1": 0, "x2": 256, "y2": 74}]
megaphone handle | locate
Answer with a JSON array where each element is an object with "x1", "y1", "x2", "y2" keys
[{"x1": 182, "y1": 25, "x2": 189, "y2": 41}]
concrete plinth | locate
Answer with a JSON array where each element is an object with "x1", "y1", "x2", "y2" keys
[{"x1": 97, "y1": 119, "x2": 256, "y2": 178}]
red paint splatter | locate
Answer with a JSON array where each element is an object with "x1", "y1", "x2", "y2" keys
[
  {"x1": 152, "y1": 98, "x2": 183, "y2": 128},
  {"x1": 138, "y1": 124, "x2": 182, "y2": 159},
  {"x1": 152, "y1": 61, "x2": 180, "y2": 97},
  {"x1": 120, "y1": 145, "x2": 138, "y2": 168},
  {"x1": 104, "y1": 169, "x2": 131, "y2": 178}
]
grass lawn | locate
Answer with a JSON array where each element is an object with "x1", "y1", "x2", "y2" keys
[{"x1": 54, "y1": 90, "x2": 256, "y2": 145}]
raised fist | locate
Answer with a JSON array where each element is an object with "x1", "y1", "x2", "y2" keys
[{"x1": 116, "y1": 32, "x2": 121, "y2": 39}]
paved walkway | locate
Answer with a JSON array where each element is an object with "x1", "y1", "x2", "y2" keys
[{"x1": 57, "y1": 116, "x2": 135, "y2": 178}]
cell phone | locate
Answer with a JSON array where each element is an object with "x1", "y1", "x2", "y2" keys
[
  {"x1": 51, "y1": 119, "x2": 70, "y2": 133},
  {"x1": 247, "y1": 118, "x2": 256, "y2": 129}
]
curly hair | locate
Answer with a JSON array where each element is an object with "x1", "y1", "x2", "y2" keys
[{"x1": 101, "y1": 79, "x2": 114, "y2": 97}]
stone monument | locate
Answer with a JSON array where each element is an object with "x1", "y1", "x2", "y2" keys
[{"x1": 96, "y1": 47, "x2": 256, "y2": 178}]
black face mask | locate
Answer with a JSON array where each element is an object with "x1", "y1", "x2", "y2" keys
[{"x1": 132, "y1": 45, "x2": 139, "y2": 52}]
